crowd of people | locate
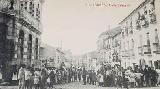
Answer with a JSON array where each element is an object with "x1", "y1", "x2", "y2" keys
[
  {"x1": 17, "y1": 64, "x2": 83, "y2": 89},
  {"x1": 82, "y1": 65, "x2": 160, "y2": 89},
  {"x1": 17, "y1": 63, "x2": 160, "y2": 89}
]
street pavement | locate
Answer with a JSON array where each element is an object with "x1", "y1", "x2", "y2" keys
[
  {"x1": 53, "y1": 82, "x2": 160, "y2": 89},
  {"x1": 0, "y1": 82, "x2": 160, "y2": 89}
]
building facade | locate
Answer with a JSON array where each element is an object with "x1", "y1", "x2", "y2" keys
[
  {"x1": 39, "y1": 43, "x2": 57, "y2": 67},
  {"x1": 0, "y1": 0, "x2": 44, "y2": 81},
  {"x1": 119, "y1": 0, "x2": 160, "y2": 69},
  {"x1": 40, "y1": 43, "x2": 72, "y2": 68},
  {"x1": 79, "y1": 51, "x2": 99, "y2": 70},
  {"x1": 97, "y1": 27, "x2": 122, "y2": 67}
]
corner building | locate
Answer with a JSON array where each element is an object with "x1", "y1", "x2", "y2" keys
[
  {"x1": 0, "y1": 0, "x2": 44, "y2": 82},
  {"x1": 119, "y1": 0, "x2": 160, "y2": 69}
]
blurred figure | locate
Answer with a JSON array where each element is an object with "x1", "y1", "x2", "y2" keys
[
  {"x1": 34, "y1": 69, "x2": 41, "y2": 89},
  {"x1": 150, "y1": 67, "x2": 158, "y2": 87},
  {"x1": 78, "y1": 69, "x2": 82, "y2": 82},
  {"x1": 144, "y1": 66, "x2": 150, "y2": 87},
  {"x1": 97, "y1": 73, "x2": 104, "y2": 87},
  {"x1": 24, "y1": 67, "x2": 30, "y2": 89},
  {"x1": 135, "y1": 71, "x2": 143, "y2": 88},
  {"x1": 82, "y1": 68, "x2": 87, "y2": 85},
  {"x1": 156, "y1": 68, "x2": 160, "y2": 85},
  {"x1": 18, "y1": 65, "x2": 25, "y2": 89},
  {"x1": 89, "y1": 70, "x2": 93, "y2": 84},
  {"x1": 50, "y1": 68, "x2": 56, "y2": 86},
  {"x1": 92, "y1": 70, "x2": 97, "y2": 85},
  {"x1": 41, "y1": 68, "x2": 48, "y2": 89},
  {"x1": 129, "y1": 70, "x2": 136, "y2": 88}
]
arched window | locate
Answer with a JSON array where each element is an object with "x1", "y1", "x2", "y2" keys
[
  {"x1": 0, "y1": 23, "x2": 7, "y2": 54},
  {"x1": 35, "y1": 38, "x2": 38, "y2": 60},
  {"x1": 132, "y1": 39, "x2": 134, "y2": 49},
  {"x1": 18, "y1": 30, "x2": 24, "y2": 60},
  {"x1": 28, "y1": 34, "x2": 32, "y2": 63}
]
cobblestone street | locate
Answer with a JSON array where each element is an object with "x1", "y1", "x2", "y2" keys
[
  {"x1": 1, "y1": 82, "x2": 160, "y2": 89},
  {"x1": 54, "y1": 82, "x2": 160, "y2": 89}
]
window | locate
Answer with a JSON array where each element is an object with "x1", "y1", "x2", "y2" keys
[
  {"x1": 35, "y1": 38, "x2": 39, "y2": 60},
  {"x1": 136, "y1": 12, "x2": 141, "y2": 29},
  {"x1": 36, "y1": 4, "x2": 40, "y2": 20},
  {"x1": 150, "y1": 0, "x2": 155, "y2": 10},
  {"x1": 0, "y1": 23, "x2": 7, "y2": 53},
  {"x1": 138, "y1": 35, "x2": 143, "y2": 55},
  {"x1": 18, "y1": 30, "x2": 24, "y2": 60},
  {"x1": 20, "y1": 1, "x2": 24, "y2": 9},
  {"x1": 24, "y1": 1, "x2": 27, "y2": 10},
  {"x1": 149, "y1": 0, "x2": 156, "y2": 24},
  {"x1": 130, "y1": 18, "x2": 133, "y2": 34},
  {"x1": 125, "y1": 22, "x2": 129, "y2": 36},
  {"x1": 132, "y1": 39, "x2": 134, "y2": 49},
  {"x1": 29, "y1": 2, "x2": 33, "y2": 14},
  {"x1": 144, "y1": 33, "x2": 151, "y2": 54},
  {"x1": 28, "y1": 34, "x2": 32, "y2": 62},
  {"x1": 153, "y1": 29, "x2": 160, "y2": 53}
]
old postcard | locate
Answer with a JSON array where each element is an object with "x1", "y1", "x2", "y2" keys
[{"x1": 0, "y1": 0, "x2": 160, "y2": 89}]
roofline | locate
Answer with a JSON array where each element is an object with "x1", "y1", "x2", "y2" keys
[{"x1": 118, "y1": 0, "x2": 150, "y2": 24}]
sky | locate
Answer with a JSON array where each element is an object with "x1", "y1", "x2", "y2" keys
[{"x1": 41, "y1": 0, "x2": 144, "y2": 55}]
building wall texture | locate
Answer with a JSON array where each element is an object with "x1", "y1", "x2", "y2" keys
[
  {"x1": 0, "y1": 0, "x2": 44, "y2": 68},
  {"x1": 119, "y1": 0, "x2": 160, "y2": 69},
  {"x1": 97, "y1": 0, "x2": 160, "y2": 69}
]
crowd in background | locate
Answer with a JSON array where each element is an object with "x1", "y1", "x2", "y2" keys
[
  {"x1": 82, "y1": 65, "x2": 160, "y2": 89},
  {"x1": 17, "y1": 63, "x2": 160, "y2": 89},
  {"x1": 18, "y1": 63, "x2": 83, "y2": 89}
]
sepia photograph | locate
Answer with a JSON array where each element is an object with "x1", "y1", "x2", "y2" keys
[{"x1": 0, "y1": 0, "x2": 160, "y2": 89}]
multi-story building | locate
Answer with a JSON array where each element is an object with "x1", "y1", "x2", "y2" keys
[
  {"x1": 0, "y1": 0, "x2": 44, "y2": 82},
  {"x1": 78, "y1": 51, "x2": 98, "y2": 70},
  {"x1": 39, "y1": 43, "x2": 57, "y2": 67},
  {"x1": 119, "y1": 0, "x2": 160, "y2": 69},
  {"x1": 40, "y1": 43, "x2": 73, "y2": 68},
  {"x1": 97, "y1": 27, "x2": 122, "y2": 67}
]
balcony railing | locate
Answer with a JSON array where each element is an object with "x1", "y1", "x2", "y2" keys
[
  {"x1": 121, "y1": 50, "x2": 130, "y2": 58},
  {"x1": 20, "y1": 9, "x2": 39, "y2": 30},
  {"x1": 150, "y1": 12, "x2": 157, "y2": 24},
  {"x1": 130, "y1": 49, "x2": 135, "y2": 56},
  {"x1": 136, "y1": 20, "x2": 141, "y2": 30},
  {"x1": 143, "y1": 45, "x2": 151, "y2": 54},
  {"x1": 153, "y1": 42, "x2": 160, "y2": 54},
  {"x1": 138, "y1": 46, "x2": 143, "y2": 55},
  {"x1": 142, "y1": 20, "x2": 149, "y2": 28},
  {"x1": 129, "y1": 29, "x2": 133, "y2": 34}
]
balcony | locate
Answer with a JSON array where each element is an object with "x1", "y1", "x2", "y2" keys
[
  {"x1": 130, "y1": 49, "x2": 135, "y2": 56},
  {"x1": 129, "y1": 29, "x2": 133, "y2": 34},
  {"x1": 142, "y1": 20, "x2": 149, "y2": 28},
  {"x1": 143, "y1": 45, "x2": 151, "y2": 54},
  {"x1": 153, "y1": 42, "x2": 160, "y2": 54},
  {"x1": 121, "y1": 50, "x2": 130, "y2": 58},
  {"x1": 140, "y1": 14, "x2": 149, "y2": 28},
  {"x1": 138, "y1": 46, "x2": 143, "y2": 55},
  {"x1": 124, "y1": 28, "x2": 129, "y2": 36},
  {"x1": 136, "y1": 20, "x2": 141, "y2": 30},
  {"x1": 153, "y1": 50, "x2": 160, "y2": 54},
  {"x1": 19, "y1": 9, "x2": 39, "y2": 30},
  {"x1": 150, "y1": 12, "x2": 157, "y2": 24}
]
